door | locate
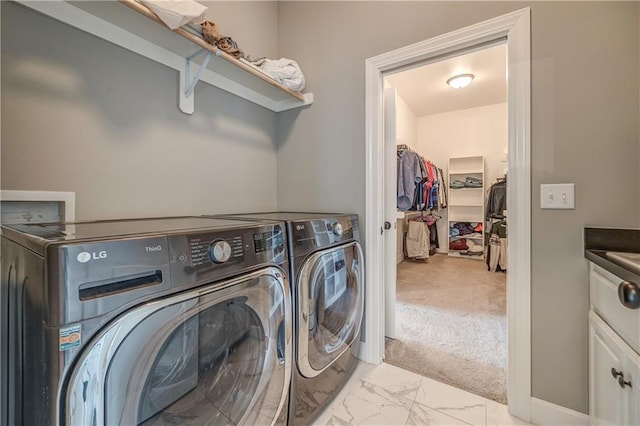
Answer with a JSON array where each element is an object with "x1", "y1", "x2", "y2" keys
[
  {"x1": 297, "y1": 242, "x2": 364, "y2": 378},
  {"x1": 383, "y1": 87, "x2": 398, "y2": 339},
  {"x1": 365, "y1": 11, "x2": 532, "y2": 419},
  {"x1": 63, "y1": 266, "x2": 291, "y2": 426}
]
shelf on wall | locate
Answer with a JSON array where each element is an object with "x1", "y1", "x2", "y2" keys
[{"x1": 18, "y1": 0, "x2": 313, "y2": 114}]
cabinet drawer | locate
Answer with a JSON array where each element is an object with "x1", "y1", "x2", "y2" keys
[{"x1": 590, "y1": 263, "x2": 640, "y2": 354}]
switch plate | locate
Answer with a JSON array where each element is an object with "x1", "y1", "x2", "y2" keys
[{"x1": 540, "y1": 183, "x2": 575, "y2": 209}]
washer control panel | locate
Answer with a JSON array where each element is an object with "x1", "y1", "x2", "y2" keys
[
  {"x1": 188, "y1": 235, "x2": 244, "y2": 267},
  {"x1": 253, "y1": 229, "x2": 284, "y2": 254},
  {"x1": 169, "y1": 223, "x2": 287, "y2": 286}
]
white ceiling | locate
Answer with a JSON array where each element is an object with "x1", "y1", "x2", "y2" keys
[{"x1": 384, "y1": 43, "x2": 507, "y2": 117}]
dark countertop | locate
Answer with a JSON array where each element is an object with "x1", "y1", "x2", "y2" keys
[{"x1": 585, "y1": 227, "x2": 640, "y2": 283}]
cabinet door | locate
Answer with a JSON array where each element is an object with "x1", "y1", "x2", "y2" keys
[
  {"x1": 590, "y1": 312, "x2": 626, "y2": 425},
  {"x1": 625, "y1": 347, "x2": 640, "y2": 426}
]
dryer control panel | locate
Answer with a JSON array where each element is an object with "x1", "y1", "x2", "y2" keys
[{"x1": 290, "y1": 215, "x2": 360, "y2": 256}]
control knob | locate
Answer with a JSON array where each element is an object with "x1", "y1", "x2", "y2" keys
[
  {"x1": 332, "y1": 222, "x2": 343, "y2": 236},
  {"x1": 208, "y1": 239, "x2": 232, "y2": 264}
]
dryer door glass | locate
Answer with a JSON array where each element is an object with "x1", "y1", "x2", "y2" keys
[
  {"x1": 63, "y1": 267, "x2": 291, "y2": 426},
  {"x1": 297, "y1": 241, "x2": 364, "y2": 378}
]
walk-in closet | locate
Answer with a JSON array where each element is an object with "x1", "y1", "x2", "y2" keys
[{"x1": 383, "y1": 43, "x2": 509, "y2": 404}]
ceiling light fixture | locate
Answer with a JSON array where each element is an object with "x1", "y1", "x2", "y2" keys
[{"x1": 447, "y1": 73, "x2": 474, "y2": 89}]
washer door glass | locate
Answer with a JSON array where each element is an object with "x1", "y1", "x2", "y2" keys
[
  {"x1": 297, "y1": 242, "x2": 364, "y2": 378},
  {"x1": 64, "y1": 267, "x2": 291, "y2": 426}
]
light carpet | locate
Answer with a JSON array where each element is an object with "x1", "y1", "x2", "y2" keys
[{"x1": 385, "y1": 254, "x2": 507, "y2": 404}]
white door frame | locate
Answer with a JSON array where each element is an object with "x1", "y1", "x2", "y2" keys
[
  {"x1": 383, "y1": 87, "x2": 398, "y2": 339},
  {"x1": 363, "y1": 8, "x2": 531, "y2": 421}
]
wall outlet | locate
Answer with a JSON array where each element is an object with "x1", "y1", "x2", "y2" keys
[{"x1": 540, "y1": 183, "x2": 575, "y2": 209}]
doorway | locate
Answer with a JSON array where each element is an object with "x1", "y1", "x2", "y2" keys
[
  {"x1": 383, "y1": 42, "x2": 508, "y2": 403},
  {"x1": 362, "y1": 8, "x2": 531, "y2": 421}
]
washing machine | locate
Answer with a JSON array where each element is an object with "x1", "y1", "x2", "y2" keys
[
  {"x1": 211, "y1": 212, "x2": 365, "y2": 425},
  {"x1": 0, "y1": 216, "x2": 292, "y2": 426}
]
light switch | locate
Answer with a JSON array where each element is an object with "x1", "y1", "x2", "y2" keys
[{"x1": 540, "y1": 183, "x2": 575, "y2": 209}]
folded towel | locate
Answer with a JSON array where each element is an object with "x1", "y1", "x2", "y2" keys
[
  {"x1": 464, "y1": 176, "x2": 483, "y2": 188},
  {"x1": 450, "y1": 179, "x2": 466, "y2": 189},
  {"x1": 251, "y1": 58, "x2": 306, "y2": 91},
  {"x1": 140, "y1": 0, "x2": 208, "y2": 29}
]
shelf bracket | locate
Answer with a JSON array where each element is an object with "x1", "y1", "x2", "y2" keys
[{"x1": 179, "y1": 48, "x2": 218, "y2": 114}]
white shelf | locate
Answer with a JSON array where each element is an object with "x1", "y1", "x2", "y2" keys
[
  {"x1": 449, "y1": 218, "x2": 483, "y2": 224},
  {"x1": 447, "y1": 250, "x2": 485, "y2": 261},
  {"x1": 449, "y1": 169, "x2": 484, "y2": 175},
  {"x1": 448, "y1": 155, "x2": 485, "y2": 260},
  {"x1": 450, "y1": 234, "x2": 483, "y2": 241},
  {"x1": 448, "y1": 203, "x2": 483, "y2": 208},
  {"x1": 449, "y1": 208, "x2": 483, "y2": 221},
  {"x1": 18, "y1": 0, "x2": 313, "y2": 114}
]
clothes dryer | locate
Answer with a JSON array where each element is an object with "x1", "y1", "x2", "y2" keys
[
  {"x1": 211, "y1": 212, "x2": 365, "y2": 425},
  {"x1": 0, "y1": 216, "x2": 292, "y2": 426}
]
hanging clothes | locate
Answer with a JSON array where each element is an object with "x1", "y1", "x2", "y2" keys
[
  {"x1": 425, "y1": 161, "x2": 439, "y2": 210},
  {"x1": 486, "y1": 177, "x2": 507, "y2": 220},
  {"x1": 486, "y1": 220, "x2": 507, "y2": 272},
  {"x1": 396, "y1": 144, "x2": 446, "y2": 212},
  {"x1": 405, "y1": 219, "x2": 430, "y2": 259},
  {"x1": 397, "y1": 145, "x2": 422, "y2": 211},
  {"x1": 437, "y1": 168, "x2": 447, "y2": 209},
  {"x1": 404, "y1": 214, "x2": 440, "y2": 260},
  {"x1": 427, "y1": 219, "x2": 439, "y2": 255}
]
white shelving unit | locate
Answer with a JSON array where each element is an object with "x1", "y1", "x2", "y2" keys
[
  {"x1": 447, "y1": 156, "x2": 485, "y2": 260},
  {"x1": 17, "y1": 0, "x2": 313, "y2": 114}
]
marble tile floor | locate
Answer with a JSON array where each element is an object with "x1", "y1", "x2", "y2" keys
[{"x1": 312, "y1": 362, "x2": 533, "y2": 426}]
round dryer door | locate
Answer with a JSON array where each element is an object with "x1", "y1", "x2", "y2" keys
[
  {"x1": 63, "y1": 266, "x2": 292, "y2": 426},
  {"x1": 297, "y1": 241, "x2": 364, "y2": 378}
]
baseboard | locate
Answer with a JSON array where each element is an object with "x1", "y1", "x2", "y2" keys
[{"x1": 530, "y1": 397, "x2": 589, "y2": 425}]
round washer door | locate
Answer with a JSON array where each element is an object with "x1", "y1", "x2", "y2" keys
[
  {"x1": 297, "y1": 241, "x2": 364, "y2": 378},
  {"x1": 63, "y1": 266, "x2": 291, "y2": 426}
]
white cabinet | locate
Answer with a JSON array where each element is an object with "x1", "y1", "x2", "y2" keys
[
  {"x1": 589, "y1": 264, "x2": 640, "y2": 426},
  {"x1": 589, "y1": 312, "x2": 638, "y2": 425},
  {"x1": 447, "y1": 156, "x2": 485, "y2": 260}
]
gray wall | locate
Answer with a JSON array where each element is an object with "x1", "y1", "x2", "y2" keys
[
  {"x1": 2, "y1": 0, "x2": 639, "y2": 416},
  {"x1": 277, "y1": 1, "x2": 640, "y2": 414},
  {"x1": 1, "y1": 1, "x2": 280, "y2": 220}
]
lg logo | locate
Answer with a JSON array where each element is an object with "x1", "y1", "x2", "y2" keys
[{"x1": 77, "y1": 251, "x2": 107, "y2": 263}]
